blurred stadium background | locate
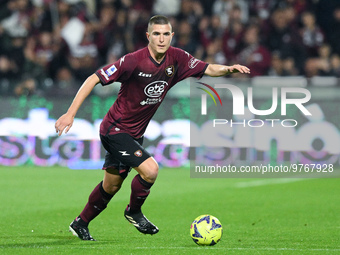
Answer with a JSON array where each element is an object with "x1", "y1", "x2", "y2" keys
[
  {"x1": 1, "y1": 1, "x2": 340, "y2": 253},
  {"x1": 0, "y1": 0, "x2": 340, "y2": 169}
]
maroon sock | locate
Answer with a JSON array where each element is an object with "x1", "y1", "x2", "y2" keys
[
  {"x1": 129, "y1": 174, "x2": 154, "y2": 213},
  {"x1": 79, "y1": 181, "x2": 113, "y2": 224}
]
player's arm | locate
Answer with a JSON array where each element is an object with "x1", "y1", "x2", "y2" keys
[
  {"x1": 204, "y1": 64, "x2": 250, "y2": 77},
  {"x1": 55, "y1": 73, "x2": 100, "y2": 136}
]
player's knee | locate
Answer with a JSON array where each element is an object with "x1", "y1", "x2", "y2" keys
[
  {"x1": 136, "y1": 157, "x2": 159, "y2": 183},
  {"x1": 148, "y1": 163, "x2": 159, "y2": 182},
  {"x1": 103, "y1": 182, "x2": 122, "y2": 195},
  {"x1": 141, "y1": 161, "x2": 159, "y2": 183}
]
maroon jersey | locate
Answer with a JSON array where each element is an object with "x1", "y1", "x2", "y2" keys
[{"x1": 95, "y1": 46, "x2": 208, "y2": 138}]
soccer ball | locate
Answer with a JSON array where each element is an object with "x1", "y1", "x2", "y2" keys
[{"x1": 190, "y1": 214, "x2": 223, "y2": 246}]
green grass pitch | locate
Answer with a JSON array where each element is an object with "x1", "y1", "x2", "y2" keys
[{"x1": 0, "y1": 166, "x2": 339, "y2": 255}]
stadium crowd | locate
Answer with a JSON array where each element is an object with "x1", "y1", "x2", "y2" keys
[{"x1": 0, "y1": 0, "x2": 340, "y2": 96}]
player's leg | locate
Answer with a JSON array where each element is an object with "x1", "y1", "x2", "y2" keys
[
  {"x1": 69, "y1": 170, "x2": 124, "y2": 241},
  {"x1": 69, "y1": 147, "x2": 128, "y2": 241},
  {"x1": 80, "y1": 169, "x2": 124, "y2": 222},
  {"x1": 99, "y1": 133, "x2": 159, "y2": 234},
  {"x1": 127, "y1": 157, "x2": 158, "y2": 213},
  {"x1": 124, "y1": 157, "x2": 159, "y2": 235},
  {"x1": 101, "y1": 133, "x2": 157, "y2": 213}
]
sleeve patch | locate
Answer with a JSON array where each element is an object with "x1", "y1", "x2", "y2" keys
[
  {"x1": 105, "y1": 64, "x2": 117, "y2": 77},
  {"x1": 188, "y1": 57, "x2": 199, "y2": 69}
]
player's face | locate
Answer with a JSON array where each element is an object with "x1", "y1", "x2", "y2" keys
[{"x1": 147, "y1": 24, "x2": 174, "y2": 56}]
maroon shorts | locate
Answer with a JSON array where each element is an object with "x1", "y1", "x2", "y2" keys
[{"x1": 100, "y1": 133, "x2": 151, "y2": 179}]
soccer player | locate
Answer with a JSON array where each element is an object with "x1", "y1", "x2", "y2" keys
[{"x1": 55, "y1": 15, "x2": 250, "y2": 241}]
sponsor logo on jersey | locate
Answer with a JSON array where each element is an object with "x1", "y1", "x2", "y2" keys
[
  {"x1": 134, "y1": 150, "x2": 143, "y2": 157},
  {"x1": 144, "y1": 81, "x2": 168, "y2": 98},
  {"x1": 140, "y1": 98, "x2": 162, "y2": 105},
  {"x1": 165, "y1": 65, "x2": 174, "y2": 77},
  {"x1": 105, "y1": 64, "x2": 117, "y2": 77},
  {"x1": 139, "y1": 71, "x2": 152, "y2": 77},
  {"x1": 188, "y1": 57, "x2": 199, "y2": 69}
]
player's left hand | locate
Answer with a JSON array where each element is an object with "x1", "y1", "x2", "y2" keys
[{"x1": 227, "y1": 64, "x2": 250, "y2": 74}]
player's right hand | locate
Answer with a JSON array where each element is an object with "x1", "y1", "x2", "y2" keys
[{"x1": 55, "y1": 113, "x2": 74, "y2": 136}]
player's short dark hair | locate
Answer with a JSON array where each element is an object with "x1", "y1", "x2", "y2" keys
[{"x1": 148, "y1": 15, "x2": 172, "y2": 32}]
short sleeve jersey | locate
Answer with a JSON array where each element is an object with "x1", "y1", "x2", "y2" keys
[{"x1": 95, "y1": 46, "x2": 208, "y2": 138}]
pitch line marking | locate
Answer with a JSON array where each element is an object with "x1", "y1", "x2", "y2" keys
[{"x1": 234, "y1": 178, "x2": 310, "y2": 188}]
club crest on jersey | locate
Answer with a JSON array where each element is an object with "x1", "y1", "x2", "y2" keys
[
  {"x1": 134, "y1": 150, "x2": 143, "y2": 157},
  {"x1": 105, "y1": 64, "x2": 117, "y2": 77},
  {"x1": 144, "y1": 81, "x2": 168, "y2": 98},
  {"x1": 188, "y1": 57, "x2": 199, "y2": 69},
  {"x1": 165, "y1": 65, "x2": 174, "y2": 77}
]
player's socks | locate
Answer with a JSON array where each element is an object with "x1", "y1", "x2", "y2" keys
[
  {"x1": 79, "y1": 181, "x2": 113, "y2": 224},
  {"x1": 129, "y1": 174, "x2": 154, "y2": 213},
  {"x1": 74, "y1": 216, "x2": 88, "y2": 227}
]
